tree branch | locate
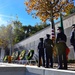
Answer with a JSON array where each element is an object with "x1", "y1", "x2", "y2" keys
[{"x1": 53, "y1": 0, "x2": 59, "y2": 7}]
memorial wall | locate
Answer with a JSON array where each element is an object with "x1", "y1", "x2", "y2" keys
[{"x1": 13, "y1": 13, "x2": 75, "y2": 60}]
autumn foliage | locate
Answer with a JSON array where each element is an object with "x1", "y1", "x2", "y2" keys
[{"x1": 25, "y1": 0, "x2": 74, "y2": 22}]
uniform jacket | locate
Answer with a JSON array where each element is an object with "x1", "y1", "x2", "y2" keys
[{"x1": 56, "y1": 32, "x2": 67, "y2": 43}]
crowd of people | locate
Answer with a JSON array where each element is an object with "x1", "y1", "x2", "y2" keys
[{"x1": 37, "y1": 24, "x2": 75, "y2": 70}]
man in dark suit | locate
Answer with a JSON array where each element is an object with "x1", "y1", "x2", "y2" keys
[
  {"x1": 56, "y1": 27, "x2": 67, "y2": 69},
  {"x1": 44, "y1": 34, "x2": 54, "y2": 68},
  {"x1": 38, "y1": 38, "x2": 45, "y2": 67},
  {"x1": 70, "y1": 24, "x2": 75, "y2": 58}
]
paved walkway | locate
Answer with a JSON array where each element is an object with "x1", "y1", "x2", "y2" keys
[
  {"x1": 0, "y1": 62, "x2": 75, "y2": 71},
  {"x1": 0, "y1": 63, "x2": 25, "y2": 67},
  {"x1": 31, "y1": 63, "x2": 75, "y2": 71},
  {"x1": 53, "y1": 63, "x2": 75, "y2": 71}
]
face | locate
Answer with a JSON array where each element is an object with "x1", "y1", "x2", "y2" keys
[
  {"x1": 73, "y1": 27, "x2": 75, "y2": 31},
  {"x1": 57, "y1": 29, "x2": 61, "y2": 33}
]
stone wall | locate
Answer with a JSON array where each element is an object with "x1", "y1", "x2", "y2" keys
[{"x1": 13, "y1": 13, "x2": 75, "y2": 60}]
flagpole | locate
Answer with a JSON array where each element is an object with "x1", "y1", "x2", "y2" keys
[{"x1": 60, "y1": 12, "x2": 64, "y2": 33}]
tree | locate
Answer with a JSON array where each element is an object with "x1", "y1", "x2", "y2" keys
[
  {"x1": 0, "y1": 20, "x2": 25, "y2": 48},
  {"x1": 22, "y1": 22, "x2": 49, "y2": 37},
  {"x1": 25, "y1": 0, "x2": 74, "y2": 41},
  {"x1": 64, "y1": 2, "x2": 75, "y2": 15},
  {"x1": 0, "y1": 24, "x2": 14, "y2": 50},
  {"x1": 13, "y1": 21, "x2": 25, "y2": 44},
  {"x1": 66, "y1": 6, "x2": 75, "y2": 15}
]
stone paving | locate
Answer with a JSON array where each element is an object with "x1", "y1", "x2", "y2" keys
[
  {"x1": 0, "y1": 63, "x2": 25, "y2": 67},
  {"x1": 0, "y1": 62, "x2": 75, "y2": 71},
  {"x1": 31, "y1": 63, "x2": 75, "y2": 71},
  {"x1": 53, "y1": 63, "x2": 75, "y2": 71}
]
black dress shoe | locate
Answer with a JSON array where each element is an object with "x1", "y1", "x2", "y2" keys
[
  {"x1": 38, "y1": 65, "x2": 40, "y2": 67},
  {"x1": 58, "y1": 67, "x2": 63, "y2": 69},
  {"x1": 45, "y1": 66, "x2": 49, "y2": 68},
  {"x1": 63, "y1": 68, "x2": 67, "y2": 70}
]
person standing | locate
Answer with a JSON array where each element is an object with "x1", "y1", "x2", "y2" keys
[
  {"x1": 38, "y1": 38, "x2": 45, "y2": 67},
  {"x1": 44, "y1": 34, "x2": 54, "y2": 68},
  {"x1": 70, "y1": 24, "x2": 75, "y2": 58},
  {"x1": 56, "y1": 27, "x2": 67, "y2": 70}
]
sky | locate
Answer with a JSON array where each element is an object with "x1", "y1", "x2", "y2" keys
[
  {"x1": 0, "y1": 0, "x2": 42, "y2": 26},
  {"x1": 0, "y1": 0, "x2": 75, "y2": 26}
]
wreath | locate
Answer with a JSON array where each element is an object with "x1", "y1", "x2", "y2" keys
[
  {"x1": 11, "y1": 52, "x2": 15, "y2": 60},
  {"x1": 15, "y1": 51, "x2": 20, "y2": 60},
  {"x1": 11, "y1": 51, "x2": 19, "y2": 60},
  {"x1": 26, "y1": 50, "x2": 34, "y2": 60},
  {"x1": 3, "y1": 55, "x2": 8, "y2": 62},
  {"x1": 19, "y1": 50, "x2": 26, "y2": 60}
]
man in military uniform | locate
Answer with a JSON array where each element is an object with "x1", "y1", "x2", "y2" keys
[
  {"x1": 38, "y1": 38, "x2": 45, "y2": 67},
  {"x1": 44, "y1": 34, "x2": 54, "y2": 68},
  {"x1": 56, "y1": 27, "x2": 67, "y2": 69},
  {"x1": 70, "y1": 24, "x2": 75, "y2": 58}
]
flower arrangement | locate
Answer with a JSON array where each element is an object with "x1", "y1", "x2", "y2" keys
[
  {"x1": 26, "y1": 50, "x2": 34, "y2": 60},
  {"x1": 19, "y1": 50, "x2": 26, "y2": 60},
  {"x1": 3, "y1": 55, "x2": 8, "y2": 62}
]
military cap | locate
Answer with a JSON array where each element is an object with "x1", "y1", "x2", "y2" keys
[
  {"x1": 39, "y1": 38, "x2": 43, "y2": 41},
  {"x1": 57, "y1": 27, "x2": 63, "y2": 30},
  {"x1": 46, "y1": 34, "x2": 50, "y2": 37}
]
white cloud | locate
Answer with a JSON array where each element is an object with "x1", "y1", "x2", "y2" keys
[
  {"x1": 0, "y1": 14, "x2": 15, "y2": 19},
  {"x1": 0, "y1": 14, "x2": 16, "y2": 26},
  {"x1": 0, "y1": 17, "x2": 7, "y2": 26}
]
